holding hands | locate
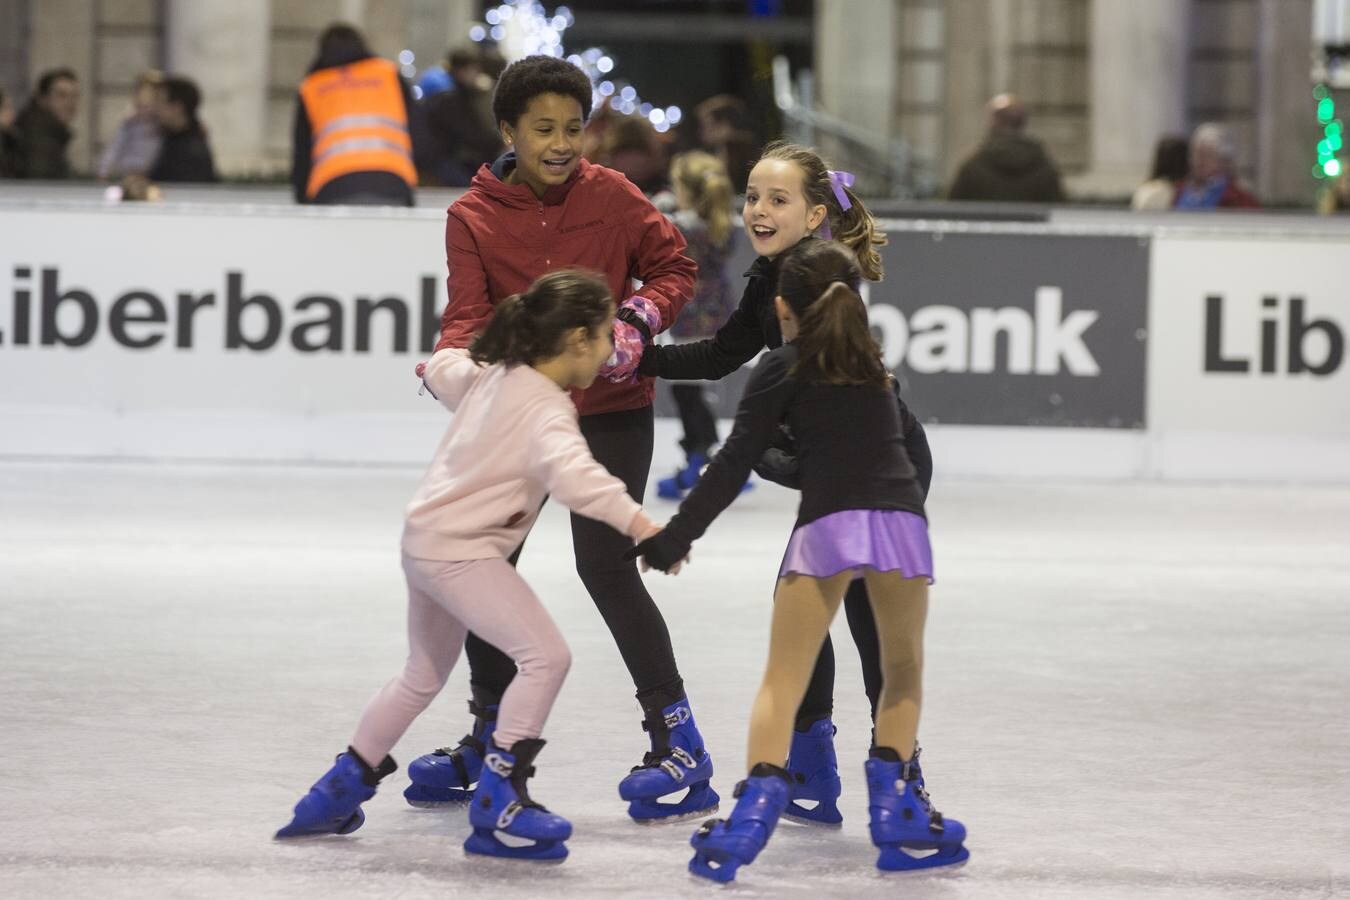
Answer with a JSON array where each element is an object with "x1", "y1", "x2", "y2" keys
[
  {"x1": 625, "y1": 523, "x2": 691, "y2": 575},
  {"x1": 599, "y1": 296, "x2": 661, "y2": 384}
]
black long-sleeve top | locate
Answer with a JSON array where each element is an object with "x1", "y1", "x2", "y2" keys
[
  {"x1": 637, "y1": 244, "x2": 932, "y2": 495},
  {"x1": 664, "y1": 343, "x2": 927, "y2": 550}
]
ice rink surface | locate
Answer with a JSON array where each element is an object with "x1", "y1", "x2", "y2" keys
[{"x1": 2, "y1": 456, "x2": 1349, "y2": 899}]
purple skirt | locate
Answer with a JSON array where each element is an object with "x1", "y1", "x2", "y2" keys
[{"x1": 779, "y1": 509, "x2": 934, "y2": 582}]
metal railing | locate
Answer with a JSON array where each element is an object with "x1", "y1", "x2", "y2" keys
[{"x1": 772, "y1": 55, "x2": 939, "y2": 199}]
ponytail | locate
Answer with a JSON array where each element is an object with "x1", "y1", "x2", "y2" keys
[
  {"x1": 793, "y1": 282, "x2": 889, "y2": 388},
  {"x1": 758, "y1": 141, "x2": 887, "y2": 281},
  {"x1": 670, "y1": 151, "x2": 735, "y2": 248},
  {"x1": 470, "y1": 269, "x2": 613, "y2": 366}
]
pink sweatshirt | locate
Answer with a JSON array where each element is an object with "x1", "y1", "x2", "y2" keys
[{"x1": 402, "y1": 349, "x2": 656, "y2": 560}]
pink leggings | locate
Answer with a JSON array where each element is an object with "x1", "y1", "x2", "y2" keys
[{"x1": 349, "y1": 555, "x2": 572, "y2": 763}]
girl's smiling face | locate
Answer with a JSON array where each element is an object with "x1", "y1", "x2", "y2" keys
[{"x1": 742, "y1": 158, "x2": 827, "y2": 259}]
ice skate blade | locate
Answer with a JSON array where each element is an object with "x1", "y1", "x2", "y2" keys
[
  {"x1": 689, "y1": 851, "x2": 742, "y2": 883},
  {"x1": 464, "y1": 829, "x2": 569, "y2": 862},
  {"x1": 782, "y1": 799, "x2": 843, "y2": 826},
  {"x1": 625, "y1": 783, "x2": 721, "y2": 823},
  {"x1": 629, "y1": 801, "x2": 719, "y2": 825},
  {"x1": 403, "y1": 783, "x2": 474, "y2": 808},
  {"x1": 875, "y1": 843, "x2": 970, "y2": 873},
  {"x1": 274, "y1": 808, "x2": 364, "y2": 839}
]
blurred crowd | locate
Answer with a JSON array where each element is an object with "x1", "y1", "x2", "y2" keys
[{"x1": 3, "y1": 23, "x2": 1347, "y2": 214}]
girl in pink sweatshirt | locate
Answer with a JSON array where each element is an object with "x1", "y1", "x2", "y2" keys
[{"x1": 276, "y1": 270, "x2": 662, "y2": 862}]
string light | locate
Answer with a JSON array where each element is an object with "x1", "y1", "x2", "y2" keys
[
  {"x1": 460, "y1": 1, "x2": 681, "y2": 132},
  {"x1": 1313, "y1": 84, "x2": 1343, "y2": 180}
]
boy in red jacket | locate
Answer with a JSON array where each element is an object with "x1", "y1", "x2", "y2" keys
[{"x1": 404, "y1": 55, "x2": 718, "y2": 823}]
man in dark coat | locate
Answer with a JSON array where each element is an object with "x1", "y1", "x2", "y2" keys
[
  {"x1": 11, "y1": 68, "x2": 80, "y2": 179},
  {"x1": 149, "y1": 76, "x2": 218, "y2": 183},
  {"x1": 948, "y1": 93, "x2": 1065, "y2": 203}
]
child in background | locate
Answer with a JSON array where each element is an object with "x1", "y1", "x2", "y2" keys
[
  {"x1": 97, "y1": 70, "x2": 164, "y2": 181},
  {"x1": 657, "y1": 151, "x2": 739, "y2": 499},
  {"x1": 276, "y1": 270, "x2": 663, "y2": 862},
  {"x1": 631, "y1": 240, "x2": 968, "y2": 881},
  {"x1": 637, "y1": 142, "x2": 933, "y2": 826}
]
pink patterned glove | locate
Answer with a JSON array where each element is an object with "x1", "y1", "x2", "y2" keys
[{"x1": 599, "y1": 295, "x2": 661, "y2": 383}]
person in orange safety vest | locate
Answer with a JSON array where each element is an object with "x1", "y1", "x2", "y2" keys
[{"x1": 292, "y1": 24, "x2": 423, "y2": 206}]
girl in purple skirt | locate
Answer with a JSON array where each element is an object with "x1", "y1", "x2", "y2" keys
[{"x1": 630, "y1": 239, "x2": 969, "y2": 882}]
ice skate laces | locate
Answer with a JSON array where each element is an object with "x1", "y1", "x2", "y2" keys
[{"x1": 900, "y1": 759, "x2": 945, "y2": 834}]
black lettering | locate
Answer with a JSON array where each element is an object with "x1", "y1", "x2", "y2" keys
[
  {"x1": 40, "y1": 267, "x2": 97, "y2": 347},
  {"x1": 176, "y1": 292, "x2": 215, "y2": 348},
  {"x1": 1203, "y1": 294, "x2": 1247, "y2": 373},
  {"x1": 291, "y1": 296, "x2": 344, "y2": 351},
  {"x1": 225, "y1": 271, "x2": 281, "y2": 351},
  {"x1": 12, "y1": 267, "x2": 32, "y2": 345},
  {"x1": 355, "y1": 296, "x2": 409, "y2": 353},
  {"x1": 1287, "y1": 297, "x2": 1343, "y2": 376},
  {"x1": 420, "y1": 275, "x2": 440, "y2": 353},
  {"x1": 109, "y1": 290, "x2": 167, "y2": 349},
  {"x1": 1260, "y1": 296, "x2": 1279, "y2": 374}
]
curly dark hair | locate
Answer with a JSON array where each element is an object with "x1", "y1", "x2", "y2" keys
[{"x1": 492, "y1": 55, "x2": 593, "y2": 128}]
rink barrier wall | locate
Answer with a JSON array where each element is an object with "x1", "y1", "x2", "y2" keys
[{"x1": 0, "y1": 200, "x2": 1347, "y2": 482}]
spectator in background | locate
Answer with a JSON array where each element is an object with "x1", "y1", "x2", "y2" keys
[
  {"x1": 696, "y1": 94, "x2": 757, "y2": 193},
  {"x1": 149, "y1": 76, "x2": 217, "y2": 182},
  {"x1": 947, "y1": 93, "x2": 1065, "y2": 203},
  {"x1": 1174, "y1": 123, "x2": 1259, "y2": 210},
  {"x1": 98, "y1": 70, "x2": 165, "y2": 181},
  {"x1": 292, "y1": 23, "x2": 419, "y2": 205},
  {"x1": 421, "y1": 46, "x2": 502, "y2": 186},
  {"x1": 11, "y1": 68, "x2": 80, "y2": 179},
  {"x1": 598, "y1": 114, "x2": 668, "y2": 195},
  {"x1": 1318, "y1": 167, "x2": 1349, "y2": 214},
  {"x1": 0, "y1": 87, "x2": 19, "y2": 177},
  {"x1": 1131, "y1": 135, "x2": 1188, "y2": 210}
]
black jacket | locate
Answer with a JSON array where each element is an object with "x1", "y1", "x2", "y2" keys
[
  {"x1": 948, "y1": 132, "x2": 1065, "y2": 203},
  {"x1": 653, "y1": 343, "x2": 926, "y2": 565},
  {"x1": 150, "y1": 124, "x2": 217, "y2": 182},
  {"x1": 637, "y1": 244, "x2": 932, "y2": 494},
  {"x1": 10, "y1": 103, "x2": 73, "y2": 179}
]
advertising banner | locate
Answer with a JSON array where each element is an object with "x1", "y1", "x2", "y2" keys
[{"x1": 1149, "y1": 236, "x2": 1350, "y2": 434}]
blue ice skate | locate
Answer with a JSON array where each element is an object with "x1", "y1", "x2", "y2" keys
[
  {"x1": 657, "y1": 451, "x2": 706, "y2": 500},
  {"x1": 404, "y1": 700, "x2": 498, "y2": 806},
  {"x1": 688, "y1": 763, "x2": 790, "y2": 883},
  {"x1": 275, "y1": 749, "x2": 397, "y2": 839},
  {"x1": 783, "y1": 718, "x2": 843, "y2": 825},
  {"x1": 865, "y1": 746, "x2": 969, "y2": 872},
  {"x1": 618, "y1": 698, "x2": 719, "y2": 823},
  {"x1": 465, "y1": 739, "x2": 572, "y2": 862}
]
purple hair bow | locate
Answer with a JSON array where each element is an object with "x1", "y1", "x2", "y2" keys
[
  {"x1": 827, "y1": 169, "x2": 855, "y2": 211},
  {"x1": 817, "y1": 169, "x2": 855, "y2": 240}
]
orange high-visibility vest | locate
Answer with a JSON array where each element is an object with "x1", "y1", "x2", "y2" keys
[{"x1": 299, "y1": 57, "x2": 416, "y2": 198}]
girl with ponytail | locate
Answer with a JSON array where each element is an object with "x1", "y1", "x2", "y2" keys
[
  {"x1": 278, "y1": 270, "x2": 669, "y2": 862},
  {"x1": 657, "y1": 151, "x2": 740, "y2": 498},
  {"x1": 630, "y1": 240, "x2": 968, "y2": 883},
  {"x1": 635, "y1": 143, "x2": 934, "y2": 832}
]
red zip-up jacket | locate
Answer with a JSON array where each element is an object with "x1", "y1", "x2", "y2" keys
[{"x1": 436, "y1": 156, "x2": 697, "y2": 416}]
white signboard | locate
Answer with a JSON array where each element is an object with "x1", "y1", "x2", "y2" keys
[{"x1": 1, "y1": 205, "x2": 451, "y2": 461}]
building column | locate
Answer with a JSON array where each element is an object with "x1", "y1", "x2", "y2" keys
[
  {"x1": 166, "y1": 0, "x2": 271, "y2": 176},
  {"x1": 814, "y1": 0, "x2": 899, "y2": 152},
  {"x1": 1256, "y1": 0, "x2": 1316, "y2": 206},
  {"x1": 26, "y1": 0, "x2": 96, "y2": 174},
  {"x1": 1077, "y1": 0, "x2": 1190, "y2": 198}
]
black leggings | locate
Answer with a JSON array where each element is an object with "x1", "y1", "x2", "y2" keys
[
  {"x1": 465, "y1": 406, "x2": 685, "y2": 710},
  {"x1": 795, "y1": 578, "x2": 883, "y2": 731},
  {"x1": 464, "y1": 404, "x2": 880, "y2": 729},
  {"x1": 671, "y1": 384, "x2": 719, "y2": 458}
]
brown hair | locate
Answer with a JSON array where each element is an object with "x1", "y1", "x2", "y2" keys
[
  {"x1": 778, "y1": 240, "x2": 888, "y2": 388},
  {"x1": 470, "y1": 270, "x2": 613, "y2": 366},
  {"x1": 670, "y1": 151, "x2": 734, "y2": 247},
  {"x1": 757, "y1": 141, "x2": 886, "y2": 281}
]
